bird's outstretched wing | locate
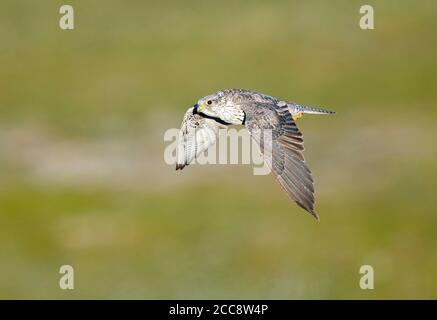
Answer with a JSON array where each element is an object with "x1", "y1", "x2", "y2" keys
[
  {"x1": 176, "y1": 107, "x2": 224, "y2": 170},
  {"x1": 242, "y1": 102, "x2": 318, "y2": 219}
]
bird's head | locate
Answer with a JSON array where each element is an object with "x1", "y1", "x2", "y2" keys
[
  {"x1": 193, "y1": 90, "x2": 245, "y2": 125},
  {"x1": 194, "y1": 92, "x2": 224, "y2": 118}
]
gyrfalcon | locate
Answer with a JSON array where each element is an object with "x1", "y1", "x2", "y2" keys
[{"x1": 176, "y1": 89, "x2": 334, "y2": 220}]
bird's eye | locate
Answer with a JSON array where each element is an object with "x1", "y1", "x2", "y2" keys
[{"x1": 207, "y1": 100, "x2": 212, "y2": 105}]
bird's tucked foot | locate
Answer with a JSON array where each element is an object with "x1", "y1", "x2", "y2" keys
[{"x1": 292, "y1": 113, "x2": 303, "y2": 121}]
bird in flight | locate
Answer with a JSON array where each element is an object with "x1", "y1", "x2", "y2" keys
[{"x1": 176, "y1": 89, "x2": 334, "y2": 219}]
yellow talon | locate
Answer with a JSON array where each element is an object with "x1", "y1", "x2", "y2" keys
[{"x1": 292, "y1": 113, "x2": 303, "y2": 121}]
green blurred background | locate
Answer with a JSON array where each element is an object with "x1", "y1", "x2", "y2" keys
[{"x1": 0, "y1": 0, "x2": 436, "y2": 299}]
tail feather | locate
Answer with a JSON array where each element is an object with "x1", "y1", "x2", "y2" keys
[{"x1": 292, "y1": 103, "x2": 335, "y2": 115}]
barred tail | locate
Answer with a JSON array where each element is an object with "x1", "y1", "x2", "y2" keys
[{"x1": 294, "y1": 104, "x2": 335, "y2": 115}]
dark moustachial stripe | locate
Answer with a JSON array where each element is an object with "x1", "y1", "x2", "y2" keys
[
  {"x1": 192, "y1": 104, "x2": 199, "y2": 114},
  {"x1": 198, "y1": 111, "x2": 231, "y2": 125}
]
